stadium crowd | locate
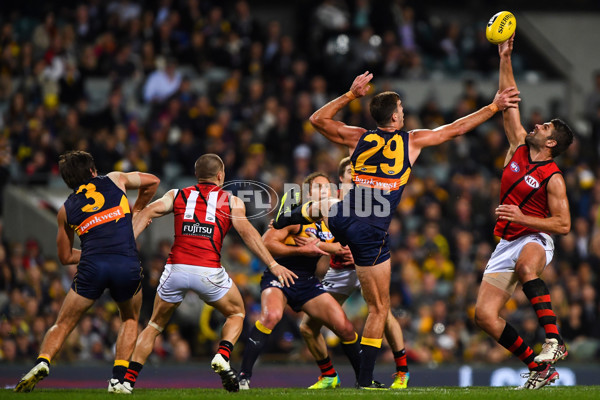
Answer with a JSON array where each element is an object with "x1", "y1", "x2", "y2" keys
[{"x1": 1, "y1": 0, "x2": 599, "y2": 369}]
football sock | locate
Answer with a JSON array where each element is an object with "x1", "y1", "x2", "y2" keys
[
  {"x1": 37, "y1": 355, "x2": 51, "y2": 367},
  {"x1": 240, "y1": 321, "x2": 271, "y2": 378},
  {"x1": 124, "y1": 361, "x2": 144, "y2": 387},
  {"x1": 112, "y1": 359, "x2": 129, "y2": 382},
  {"x1": 393, "y1": 348, "x2": 409, "y2": 373},
  {"x1": 522, "y1": 278, "x2": 563, "y2": 344},
  {"x1": 217, "y1": 340, "x2": 234, "y2": 362},
  {"x1": 273, "y1": 200, "x2": 314, "y2": 229},
  {"x1": 357, "y1": 337, "x2": 382, "y2": 387},
  {"x1": 340, "y1": 332, "x2": 361, "y2": 380},
  {"x1": 498, "y1": 323, "x2": 542, "y2": 371},
  {"x1": 316, "y1": 356, "x2": 337, "y2": 378}
]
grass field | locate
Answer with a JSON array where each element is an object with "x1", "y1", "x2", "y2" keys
[{"x1": 2, "y1": 387, "x2": 599, "y2": 399}]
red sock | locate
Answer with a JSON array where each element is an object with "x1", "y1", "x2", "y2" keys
[
  {"x1": 316, "y1": 356, "x2": 337, "y2": 377},
  {"x1": 393, "y1": 348, "x2": 408, "y2": 372}
]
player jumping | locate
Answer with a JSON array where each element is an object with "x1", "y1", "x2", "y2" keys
[
  {"x1": 273, "y1": 71, "x2": 520, "y2": 388},
  {"x1": 298, "y1": 158, "x2": 410, "y2": 389},
  {"x1": 474, "y1": 34, "x2": 573, "y2": 390}
]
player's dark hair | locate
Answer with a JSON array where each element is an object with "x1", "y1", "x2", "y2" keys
[
  {"x1": 338, "y1": 157, "x2": 351, "y2": 179},
  {"x1": 59, "y1": 151, "x2": 97, "y2": 190},
  {"x1": 195, "y1": 154, "x2": 224, "y2": 181},
  {"x1": 369, "y1": 91, "x2": 400, "y2": 126},
  {"x1": 549, "y1": 118, "x2": 574, "y2": 158}
]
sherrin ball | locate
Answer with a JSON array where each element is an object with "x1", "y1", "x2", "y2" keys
[{"x1": 486, "y1": 11, "x2": 516, "y2": 44}]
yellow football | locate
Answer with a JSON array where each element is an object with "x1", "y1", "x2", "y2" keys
[{"x1": 486, "y1": 11, "x2": 516, "y2": 44}]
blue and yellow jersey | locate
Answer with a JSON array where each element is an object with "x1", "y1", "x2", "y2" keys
[
  {"x1": 64, "y1": 175, "x2": 137, "y2": 258},
  {"x1": 276, "y1": 221, "x2": 335, "y2": 278},
  {"x1": 347, "y1": 128, "x2": 411, "y2": 230}
]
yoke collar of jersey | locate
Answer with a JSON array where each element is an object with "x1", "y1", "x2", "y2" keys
[{"x1": 524, "y1": 143, "x2": 554, "y2": 166}]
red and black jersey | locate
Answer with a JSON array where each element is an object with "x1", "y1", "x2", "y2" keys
[
  {"x1": 167, "y1": 183, "x2": 232, "y2": 268},
  {"x1": 494, "y1": 144, "x2": 561, "y2": 241}
]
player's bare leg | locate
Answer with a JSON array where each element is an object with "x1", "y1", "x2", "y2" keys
[
  {"x1": 15, "y1": 290, "x2": 94, "y2": 392},
  {"x1": 108, "y1": 289, "x2": 143, "y2": 393},
  {"x1": 208, "y1": 284, "x2": 245, "y2": 392},
  {"x1": 385, "y1": 310, "x2": 409, "y2": 389},
  {"x1": 355, "y1": 260, "x2": 391, "y2": 389},
  {"x1": 115, "y1": 289, "x2": 143, "y2": 361},
  {"x1": 516, "y1": 243, "x2": 567, "y2": 365},
  {"x1": 475, "y1": 246, "x2": 559, "y2": 389},
  {"x1": 302, "y1": 293, "x2": 359, "y2": 388},
  {"x1": 239, "y1": 288, "x2": 287, "y2": 389},
  {"x1": 120, "y1": 295, "x2": 180, "y2": 393}
]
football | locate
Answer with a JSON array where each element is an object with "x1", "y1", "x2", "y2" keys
[{"x1": 486, "y1": 11, "x2": 516, "y2": 44}]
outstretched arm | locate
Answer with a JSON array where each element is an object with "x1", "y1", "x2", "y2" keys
[
  {"x1": 408, "y1": 87, "x2": 521, "y2": 164},
  {"x1": 132, "y1": 190, "x2": 175, "y2": 238},
  {"x1": 499, "y1": 33, "x2": 528, "y2": 164},
  {"x1": 309, "y1": 71, "x2": 371, "y2": 154},
  {"x1": 108, "y1": 171, "x2": 161, "y2": 216},
  {"x1": 230, "y1": 196, "x2": 298, "y2": 286},
  {"x1": 495, "y1": 173, "x2": 570, "y2": 235}
]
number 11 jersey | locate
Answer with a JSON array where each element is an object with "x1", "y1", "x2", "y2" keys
[{"x1": 167, "y1": 183, "x2": 233, "y2": 268}]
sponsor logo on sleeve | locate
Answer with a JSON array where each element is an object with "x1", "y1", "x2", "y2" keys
[{"x1": 181, "y1": 221, "x2": 214, "y2": 238}]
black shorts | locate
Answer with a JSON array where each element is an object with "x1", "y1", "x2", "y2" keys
[
  {"x1": 72, "y1": 254, "x2": 143, "y2": 303},
  {"x1": 260, "y1": 270, "x2": 325, "y2": 312},
  {"x1": 328, "y1": 209, "x2": 390, "y2": 266}
]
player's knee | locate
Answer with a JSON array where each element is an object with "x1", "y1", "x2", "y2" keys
[
  {"x1": 474, "y1": 307, "x2": 493, "y2": 330},
  {"x1": 260, "y1": 311, "x2": 282, "y2": 329}
]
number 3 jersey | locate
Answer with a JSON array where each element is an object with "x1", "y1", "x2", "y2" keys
[
  {"x1": 64, "y1": 175, "x2": 137, "y2": 258},
  {"x1": 167, "y1": 183, "x2": 232, "y2": 268},
  {"x1": 494, "y1": 144, "x2": 561, "y2": 241},
  {"x1": 347, "y1": 129, "x2": 411, "y2": 230}
]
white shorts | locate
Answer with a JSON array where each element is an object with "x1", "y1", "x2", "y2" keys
[
  {"x1": 484, "y1": 233, "x2": 554, "y2": 275},
  {"x1": 157, "y1": 264, "x2": 233, "y2": 304},
  {"x1": 321, "y1": 268, "x2": 361, "y2": 297}
]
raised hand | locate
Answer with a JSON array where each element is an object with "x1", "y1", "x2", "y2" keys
[
  {"x1": 349, "y1": 71, "x2": 374, "y2": 98},
  {"x1": 498, "y1": 32, "x2": 515, "y2": 58}
]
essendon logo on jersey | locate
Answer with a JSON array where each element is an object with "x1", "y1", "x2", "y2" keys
[
  {"x1": 510, "y1": 161, "x2": 520, "y2": 173},
  {"x1": 524, "y1": 175, "x2": 540, "y2": 189},
  {"x1": 182, "y1": 221, "x2": 214, "y2": 238}
]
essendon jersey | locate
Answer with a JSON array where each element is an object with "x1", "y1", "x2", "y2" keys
[
  {"x1": 494, "y1": 145, "x2": 561, "y2": 241},
  {"x1": 167, "y1": 183, "x2": 232, "y2": 268}
]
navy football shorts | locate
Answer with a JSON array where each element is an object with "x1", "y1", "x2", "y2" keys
[
  {"x1": 72, "y1": 254, "x2": 143, "y2": 303},
  {"x1": 328, "y1": 205, "x2": 390, "y2": 266},
  {"x1": 260, "y1": 270, "x2": 325, "y2": 312}
]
